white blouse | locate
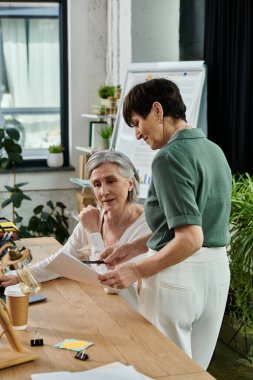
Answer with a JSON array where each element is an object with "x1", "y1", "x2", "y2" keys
[{"x1": 28, "y1": 212, "x2": 150, "y2": 309}]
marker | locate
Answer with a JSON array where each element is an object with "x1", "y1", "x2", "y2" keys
[{"x1": 81, "y1": 260, "x2": 105, "y2": 264}]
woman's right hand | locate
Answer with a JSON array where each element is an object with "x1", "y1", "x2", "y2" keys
[
  {"x1": 100, "y1": 234, "x2": 150, "y2": 268},
  {"x1": 0, "y1": 274, "x2": 19, "y2": 287},
  {"x1": 100, "y1": 243, "x2": 133, "y2": 268}
]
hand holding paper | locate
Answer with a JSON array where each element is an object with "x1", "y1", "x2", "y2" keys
[{"x1": 46, "y1": 251, "x2": 98, "y2": 284}]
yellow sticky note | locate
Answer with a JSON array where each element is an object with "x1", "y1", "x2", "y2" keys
[
  {"x1": 54, "y1": 339, "x2": 93, "y2": 352},
  {"x1": 61, "y1": 340, "x2": 89, "y2": 349}
]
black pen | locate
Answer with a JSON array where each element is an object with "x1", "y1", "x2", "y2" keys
[{"x1": 81, "y1": 260, "x2": 106, "y2": 264}]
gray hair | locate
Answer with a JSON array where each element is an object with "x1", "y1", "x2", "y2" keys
[{"x1": 86, "y1": 150, "x2": 139, "y2": 203}]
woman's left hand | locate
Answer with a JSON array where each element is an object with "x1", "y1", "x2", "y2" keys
[
  {"x1": 78, "y1": 205, "x2": 100, "y2": 234},
  {"x1": 98, "y1": 262, "x2": 141, "y2": 289}
]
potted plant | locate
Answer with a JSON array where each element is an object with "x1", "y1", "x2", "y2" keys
[
  {"x1": 98, "y1": 85, "x2": 115, "y2": 99},
  {"x1": 114, "y1": 84, "x2": 122, "y2": 100},
  {"x1": 98, "y1": 85, "x2": 115, "y2": 108},
  {"x1": 47, "y1": 144, "x2": 64, "y2": 168},
  {"x1": 98, "y1": 126, "x2": 113, "y2": 149},
  {"x1": 226, "y1": 172, "x2": 253, "y2": 359}
]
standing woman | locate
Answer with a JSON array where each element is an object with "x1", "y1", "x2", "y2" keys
[{"x1": 98, "y1": 78, "x2": 232, "y2": 369}]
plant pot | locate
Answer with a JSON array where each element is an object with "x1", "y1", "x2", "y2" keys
[
  {"x1": 108, "y1": 96, "x2": 117, "y2": 114},
  {"x1": 47, "y1": 152, "x2": 64, "y2": 167},
  {"x1": 100, "y1": 98, "x2": 110, "y2": 108},
  {"x1": 100, "y1": 139, "x2": 110, "y2": 150}
]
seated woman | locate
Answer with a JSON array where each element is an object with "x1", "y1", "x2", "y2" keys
[{"x1": 0, "y1": 151, "x2": 150, "y2": 309}]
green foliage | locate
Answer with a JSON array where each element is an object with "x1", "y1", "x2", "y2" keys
[
  {"x1": 0, "y1": 127, "x2": 23, "y2": 169},
  {"x1": 98, "y1": 85, "x2": 115, "y2": 99},
  {"x1": 98, "y1": 126, "x2": 113, "y2": 140},
  {"x1": 20, "y1": 201, "x2": 70, "y2": 244},
  {"x1": 228, "y1": 173, "x2": 253, "y2": 331},
  {"x1": 48, "y1": 144, "x2": 64, "y2": 153},
  {"x1": 1, "y1": 127, "x2": 69, "y2": 244},
  {"x1": 0, "y1": 127, "x2": 29, "y2": 223},
  {"x1": 230, "y1": 173, "x2": 253, "y2": 275},
  {"x1": 2, "y1": 182, "x2": 31, "y2": 208}
]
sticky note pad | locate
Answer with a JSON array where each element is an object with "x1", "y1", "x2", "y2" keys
[{"x1": 54, "y1": 339, "x2": 93, "y2": 352}]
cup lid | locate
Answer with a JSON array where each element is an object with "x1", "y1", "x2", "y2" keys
[{"x1": 4, "y1": 284, "x2": 25, "y2": 297}]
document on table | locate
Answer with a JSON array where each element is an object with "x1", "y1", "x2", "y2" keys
[
  {"x1": 31, "y1": 362, "x2": 153, "y2": 379},
  {"x1": 46, "y1": 251, "x2": 98, "y2": 284}
]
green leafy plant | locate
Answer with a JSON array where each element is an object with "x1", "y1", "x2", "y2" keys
[
  {"x1": 98, "y1": 85, "x2": 115, "y2": 99},
  {"x1": 228, "y1": 173, "x2": 253, "y2": 324},
  {"x1": 0, "y1": 127, "x2": 23, "y2": 168},
  {"x1": 48, "y1": 144, "x2": 64, "y2": 153},
  {"x1": 0, "y1": 127, "x2": 31, "y2": 223},
  {"x1": 98, "y1": 125, "x2": 113, "y2": 140},
  {"x1": 227, "y1": 173, "x2": 253, "y2": 360},
  {"x1": 19, "y1": 201, "x2": 69, "y2": 244},
  {"x1": 0, "y1": 127, "x2": 69, "y2": 243}
]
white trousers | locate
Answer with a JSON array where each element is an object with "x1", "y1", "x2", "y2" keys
[{"x1": 136, "y1": 247, "x2": 230, "y2": 370}]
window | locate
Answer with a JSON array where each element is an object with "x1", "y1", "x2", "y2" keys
[{"x1": 0, "y1": 1, "x2": 68, "y2": 166}]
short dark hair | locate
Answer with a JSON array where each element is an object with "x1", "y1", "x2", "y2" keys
[{"x1": 123, "y1": 78, "x2": 187, "y2": 126}]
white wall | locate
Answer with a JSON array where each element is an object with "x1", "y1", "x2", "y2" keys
[
  {"x1": 68, "y1": 0, "x2": 107, "y2": 169},
  {"x1": 108, "y1": 0, "x2": 179, "y2": 86},
  {"x1": 131, "y1": 0, "x2": 179, "y2": 63},
  {"x1": 107, "y1": 0, "x2": 132, "y2": 85}
]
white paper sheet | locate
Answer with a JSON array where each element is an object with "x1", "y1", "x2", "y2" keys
[
  {"x1": 73, "y1": 365, "x2": 148, "y2": 380},
  {"x1": 31, "y1": 373, "x2": 70, "y2": 380},
  {"x1": 46, "y1": 251, "x2": 99, "y2": 284},
  {"x1": 31, "y1": 362, "x2": 153, "y2": 380}
]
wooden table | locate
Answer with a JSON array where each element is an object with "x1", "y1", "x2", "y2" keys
[{"x1": 0, "y1": 237, "x2": 215, "y2": 379}]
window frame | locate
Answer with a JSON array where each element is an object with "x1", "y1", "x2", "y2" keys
[{"x1": 0, "y1": 0, "x2": 69, "y2": 168}]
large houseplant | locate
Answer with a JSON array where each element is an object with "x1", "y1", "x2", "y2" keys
[{"x1": 227, "y1": 173, "x2": 253, "y2": 359}]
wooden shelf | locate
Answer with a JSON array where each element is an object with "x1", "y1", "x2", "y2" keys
[
  {"x1": 75, "y1": 146, "x2": 102, "y2": 154},
  {"x1": 81, "y1": 113, "x2": 116, "y2": 120}
]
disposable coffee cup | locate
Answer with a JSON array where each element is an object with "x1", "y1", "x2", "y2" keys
[{"x1": 4, "y1": 284, "x2": 29, "y2": 330}]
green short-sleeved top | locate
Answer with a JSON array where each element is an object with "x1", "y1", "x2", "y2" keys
[{"x1": 144, "y1": 128, "x2": 232, "y2": 250}]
